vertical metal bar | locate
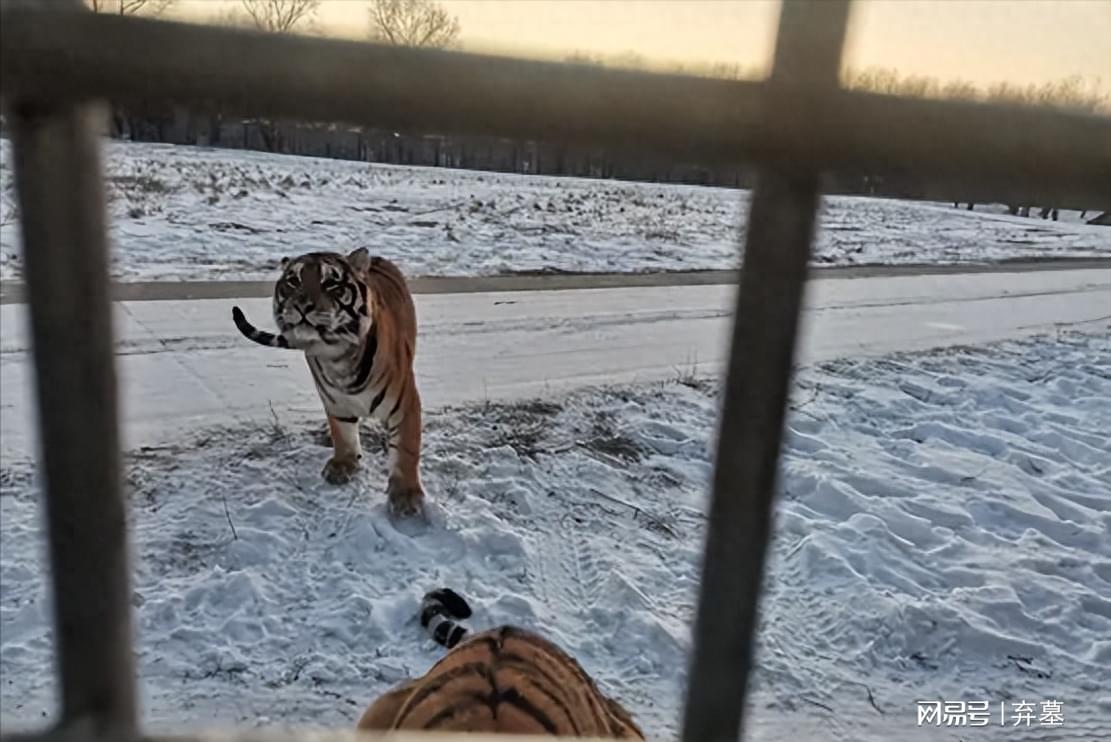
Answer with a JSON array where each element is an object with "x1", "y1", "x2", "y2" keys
[
  {"x1": 680, "y1": 2, "x2": 851, "y2": 741},
  {"x1": 7, "y1": 1, "x2": 138, "y2": 733}
]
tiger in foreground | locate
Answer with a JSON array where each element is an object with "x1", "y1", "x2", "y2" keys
[
  {"x1": 231, "y1": 249, "x2": 424, "y2": 517},
  {"x1": 357, "y1": 588, "x2": 645, "y2": 738}
]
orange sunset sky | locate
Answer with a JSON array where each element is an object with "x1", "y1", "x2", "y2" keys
[{"x1": 167, "y1": 0, "x2": 1110, "y2": 90}]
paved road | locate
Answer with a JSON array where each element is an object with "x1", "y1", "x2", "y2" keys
[
  {"x1": 1, "y1": 256, "x2": 1108, "y2": 304},
  {"x1": 1, "y1": 264, "x2": 1108, "y2": 459}
]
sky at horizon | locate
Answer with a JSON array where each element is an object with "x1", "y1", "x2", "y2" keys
[{"x1": 168, "y1": 0, "x2": 1111, "y2": 90}]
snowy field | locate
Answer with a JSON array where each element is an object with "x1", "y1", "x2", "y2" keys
[
  {"x1": 1, "y1": 139, "x2": 1108, "y2": 282},
  {"x1": 3, "y1": 330, "x2": 1109, "y2": 739}
]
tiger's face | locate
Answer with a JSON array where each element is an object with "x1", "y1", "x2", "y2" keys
[{"x1": 273, "y1": 249, "x2": 372, "y2": 357}]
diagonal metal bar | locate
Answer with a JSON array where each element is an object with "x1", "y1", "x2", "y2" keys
[
  {"x1": 6, "y1": 12, "x2": 140, "y2": 734},
  {"x1": 680, "y1": 2, "x2": 852, "y2": 741}
]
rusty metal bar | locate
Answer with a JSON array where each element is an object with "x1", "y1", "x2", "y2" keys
[
  {"x1": 1, "y1": 7, "x2": 1108, "y2": 209},
  {"x1": 680, "y1": 2, "x2": 852, "y2": 741},
  {"x1": 6, "y1": 14, "x2": 139, "y2": 739}
]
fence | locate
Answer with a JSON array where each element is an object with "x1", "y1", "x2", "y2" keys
[{"x1": 0, "y1": 0, "x2": 1109, "y2": 741}]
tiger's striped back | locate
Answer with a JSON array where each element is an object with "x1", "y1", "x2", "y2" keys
[{"x1": 358, "y1": 625, "x2": 644, "y2": 737}]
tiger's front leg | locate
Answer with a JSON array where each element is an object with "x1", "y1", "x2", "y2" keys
[{"x1": 323, "y1": 415, "x2": 361, "y2": 484}]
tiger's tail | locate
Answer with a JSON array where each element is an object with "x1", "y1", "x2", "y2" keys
[
  {"x1": 232, "y1": 306, "x2": 290, "y2": 349},
  {"x1": 420, "y1": 588, "x2": 473, "y2": 649}
]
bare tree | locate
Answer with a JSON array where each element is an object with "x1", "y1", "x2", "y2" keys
[
  {"x1": 87, "y1": 0, "x2": 173, "y2": 14},
  {"x1": 940, "y1": 79, "x2": 979, "y2": 101},
  {"x1": 844, "y1": 66, "x2": 1109, "y2": 114},
  {"x1": 239, "y1": 0, "x2": 320, "y2": 34},
  {"x1": 368, "y1": 0, "x2": 461, "y2": 48},
  {"x1": 609, "y1": 51, "x2": 647, "y2": 71},
  {"x1": 703, "y1": 62, "x2": 747, "y2": 81}
]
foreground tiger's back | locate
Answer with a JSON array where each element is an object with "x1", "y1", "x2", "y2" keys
[{"x1": 358, "y1": 625, "x2": 643, "y2": 737}]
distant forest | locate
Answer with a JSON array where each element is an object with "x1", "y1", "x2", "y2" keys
[{"x1": 64, "y1": 1, "x2": 1111, "y2": 217}]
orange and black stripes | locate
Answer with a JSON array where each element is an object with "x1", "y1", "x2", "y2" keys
[
  {"x1": 231, "y1": 306, "x2": 289, "y2": 348},
  {"x1": 358, "y1": 593, "x2": 644, "y2": 738}
]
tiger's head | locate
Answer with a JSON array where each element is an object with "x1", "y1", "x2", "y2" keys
[{"x1": 273, "y1": 248, "x2": 373, "y2": 357}]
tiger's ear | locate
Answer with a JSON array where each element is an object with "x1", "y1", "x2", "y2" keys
[
  {"x1": 279, "y1": 256, "x2": 290, "y2": 270},
  {"x1": 346, "y1": 247, "x2": 372, "y2": 273}
]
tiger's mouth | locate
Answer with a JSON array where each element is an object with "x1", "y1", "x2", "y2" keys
[
  {"x1": 283, "y1": 321, "x2": 333, "y2": 343},
  {"x1": 281, "y1": 318, "x2": 359, "y2": 357}
]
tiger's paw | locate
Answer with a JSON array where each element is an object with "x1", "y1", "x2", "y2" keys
[
  {"x1": 387, "y1": 479, "x2": 425, "y2": 519},
  {"x1": 322, "y1": 456, "x2": 360, "y2": 485}
]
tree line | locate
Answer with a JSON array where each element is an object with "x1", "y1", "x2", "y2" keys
[
  {"x1": 83, "y1": 0, "x2": 1108, "y2": 215},
  {"x1": 89, "y1": 0, "x2": 1109, "y2": 115},
  {"x1": 88, "y1": 0, "x2": 460, "y2": 47}
]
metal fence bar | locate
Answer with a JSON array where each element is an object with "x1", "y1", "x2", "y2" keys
[
  {"x1": 1, "y1": 8, "x2": 1108, "y2": 209},
  {"x1": 6, "y1": 4, "x2": 139, "y2": 734},
  {"x1": 680, "y1": 2, "x2": 851, "y2": 740}
]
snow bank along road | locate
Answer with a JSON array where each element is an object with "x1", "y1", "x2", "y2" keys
[
  {"x1": 1, "y1": 255, "x2": 1105, "y2": 305},
  {"x1": 1, "y1": 265, "x2": 1107, "y2": 461}
]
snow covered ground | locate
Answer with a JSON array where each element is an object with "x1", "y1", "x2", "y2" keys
[
  {"x1": 3, "y1": 267, "x2": 1108, "y2": 461},
  {"x1": 2, "y1": 330, "x2": 1109, "y2": 740},
  {"x1": 2, "y1": 139, "x2": 1108, "y2": 282}
]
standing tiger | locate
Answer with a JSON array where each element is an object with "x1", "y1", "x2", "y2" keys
[
  {"x1": 231, "y1": 249, "x2": 424, "y2": 517},
  {"x1": 357, "y1": 589, "x2": 645, "y2": 738}
]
